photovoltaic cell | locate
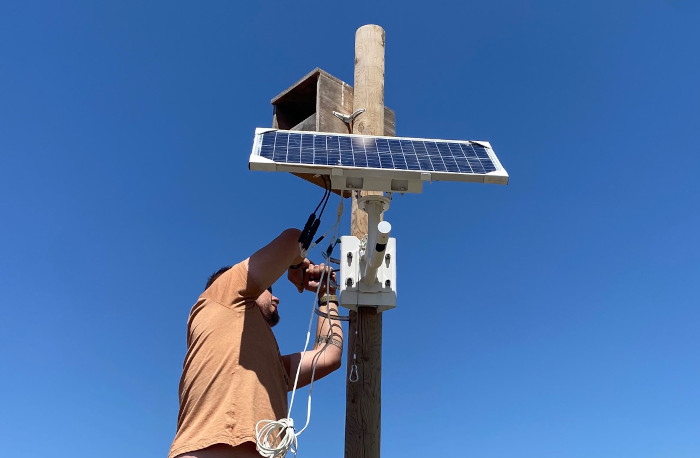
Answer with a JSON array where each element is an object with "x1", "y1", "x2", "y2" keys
[{"x1": 255, "y1": 130, "x2": 502, "y2": 176}]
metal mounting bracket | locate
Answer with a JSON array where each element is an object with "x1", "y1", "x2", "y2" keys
[
  {"x1": 339, "y1": 193, "x2": 396, "y2": 312},
  {"x1": 339, "y1": 235, "x2": 397, "y2": 312}
]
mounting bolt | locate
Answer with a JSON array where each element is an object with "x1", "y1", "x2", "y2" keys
[
  {"x1": 385, "y1": 253, "x2": 391, "y2": 262},
  {"x1": 346, "y1": 278, "x2": 354, "y2": 287},
  {"x1": 385, "y1": 279, "x2": 391, "y2": 288},
  {"x1": 347, "y1": 252, "x2": 353, "y2": 264}
]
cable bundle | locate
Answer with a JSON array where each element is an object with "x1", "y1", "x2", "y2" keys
[
  {"x1": 298, "y1": 176, "x2": 332, "y2": 256},
  {"x1": 255, "y1": 418, "x2": 297, "y2": 458}
]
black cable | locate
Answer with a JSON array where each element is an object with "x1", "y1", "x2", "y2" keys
[
  {"x1": 312, "y1": 175, "x2": 330, "y2": 216},
  {"x1": 312, "y1": 176, "x2": 333, "y2": 246},
  {"x1": 318, "y1": 175, "x2": 331, "y2": 219},
  {"x1": 299, "y1": 175, "x2": 332, "y2": 253}
]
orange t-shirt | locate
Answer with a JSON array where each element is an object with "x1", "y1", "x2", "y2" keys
[{"x1": 168, "y1": 262, "x2": 289, "y2": 458}]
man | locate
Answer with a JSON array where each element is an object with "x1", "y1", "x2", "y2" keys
[{"x1": 169, "y1": 228, "x2": 343, "y2": 458}]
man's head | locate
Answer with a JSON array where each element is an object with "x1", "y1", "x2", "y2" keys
[{"x1": 206, "y1": 266, "x2": 280, "y2": 327}]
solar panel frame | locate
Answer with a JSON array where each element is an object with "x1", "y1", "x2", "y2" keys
[{"x1": 249, "y1": 128, "x2": 509, "y2": 192}]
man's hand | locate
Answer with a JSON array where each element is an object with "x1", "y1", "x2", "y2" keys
[
  {"x1": 289, "y1": 260, "x2": 337, "y2": 294},
  {"x1": 287, "y1": 258, "x2": 312, "y2": 293},
  {"x1": 305, "y1": 263, "x2": 337, "y2": 296}
]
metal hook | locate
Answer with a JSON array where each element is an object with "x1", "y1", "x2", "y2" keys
[
  {"x1": 349, "y1": 324, "x2": 360, "y2": 383},
  {"x1": 349, "y1": 361, "x2": 359, "y2": 383}
]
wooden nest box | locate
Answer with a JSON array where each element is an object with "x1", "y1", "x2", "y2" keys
[{"x1": 271, "y1": 68, "x2": 396, "y2": 196}]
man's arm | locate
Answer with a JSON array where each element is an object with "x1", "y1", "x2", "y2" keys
[
  {"x1": 245, "y1": 228, "x2": 307, "y2": 295},
  {"x1": 282, "y1": 265, "x2": 344, "y2": 389}
]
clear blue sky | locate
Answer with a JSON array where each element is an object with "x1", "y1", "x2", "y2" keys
[{"x1": 2, "y1": 1, "x2": 699, "y2": 457}]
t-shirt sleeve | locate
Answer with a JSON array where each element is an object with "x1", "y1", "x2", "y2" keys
[{"x1": 199, "y1": 261, "x2": 263, "y2": 308}]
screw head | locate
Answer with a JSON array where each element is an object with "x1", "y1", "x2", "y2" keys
[{"x1": 346, "y1": 278, "x2": 354, "y2": 287}]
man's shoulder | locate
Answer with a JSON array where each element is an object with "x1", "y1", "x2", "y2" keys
[{"x1": 199, "y1": 261, "x2": 259, "y2": 307}]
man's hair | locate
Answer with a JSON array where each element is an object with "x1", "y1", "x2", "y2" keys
[
  {"x1": 206, "y1": 266, "x2": 232, "y2": 290},
  {"x1": 205, "y1": 265, "x2": 273, "y2": 294}
]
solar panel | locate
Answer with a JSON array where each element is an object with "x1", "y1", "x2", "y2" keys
[{"x1": 249, "y1": 128, "x2": 508, "y2": 193}]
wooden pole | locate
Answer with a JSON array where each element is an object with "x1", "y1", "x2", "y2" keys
[{"x1": 345, "y1": 24, "x2": 386, "y2": 458}]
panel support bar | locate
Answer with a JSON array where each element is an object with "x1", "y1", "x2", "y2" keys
[{"x1": 359, "y1": 195, "x2": 391, "y2": 286}]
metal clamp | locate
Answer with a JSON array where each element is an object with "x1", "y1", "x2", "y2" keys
[{"x1": 333, "y1": 108, "x2": 366, "y2": 125}]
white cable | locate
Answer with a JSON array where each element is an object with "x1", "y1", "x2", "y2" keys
[
  {"x1": 255, "y1": 417, "x2": 297, "y2": 458},
  {"x1": 256, "y1": 267, "x2": 326, "y2": 457},
  {"x1": 256, "y1": 197, "x2": 344, "y2": 457}
]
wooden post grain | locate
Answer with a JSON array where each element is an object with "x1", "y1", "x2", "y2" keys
[{"x1": 345, "y1": 24, "x2": 386, "y2": 458}]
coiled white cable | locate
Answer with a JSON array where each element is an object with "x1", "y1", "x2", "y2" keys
[
  {"x1": 256, "y1": 198, "x2": 343, "y2": 457},
  {"x1": 255, "y1": 417, "x2": 297, "y2": 458}
]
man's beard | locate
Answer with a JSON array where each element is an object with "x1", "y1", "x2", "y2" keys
[{"x1": 264, "y1": 304, "x2": 280, "y2": 327}]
